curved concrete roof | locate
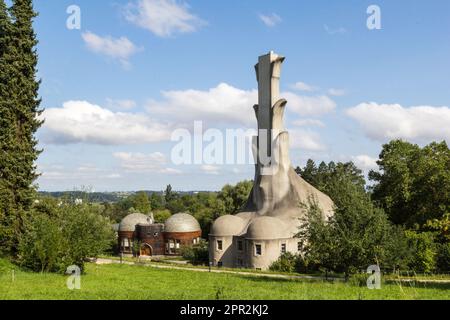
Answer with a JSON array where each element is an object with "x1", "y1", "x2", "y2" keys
[
  {"x1": 246, "y1": 216, "x2": 290, "y2": 240},
  {"x1": 164, "y1": 213, "x2": 201, "y2": 233},
  {"x1": 210, "y1": 215, "x2": 246, "y2": 236},
  {"x1": 119, "y1": 213, "x2": 152, "y2": 232}
]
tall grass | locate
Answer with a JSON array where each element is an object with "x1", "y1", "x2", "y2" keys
[{"x1": 0, "y1": 259, "x2": 449, "y2": 300}]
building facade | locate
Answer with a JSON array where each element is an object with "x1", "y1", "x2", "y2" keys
[{"x1": 118, "y1": 212, "x2": 201, "y2": 257}]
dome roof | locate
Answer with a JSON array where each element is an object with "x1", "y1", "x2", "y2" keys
[
  {"x1": 164, "y1": 213, "x2": 201, "y2": 233},
  {"x1": 210, "y1": 215, "x2": 246, "y2": 236},
  {"x1": 246, "y1": 216, "x2": 290, "y2": 240},
  {"x1": 119, "y1": 213, "x2": 152, "y2": 232}
]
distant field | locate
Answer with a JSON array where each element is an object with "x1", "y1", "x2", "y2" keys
[{"x1": 0, "y1": 259, "x2": 449, "y2": 300}]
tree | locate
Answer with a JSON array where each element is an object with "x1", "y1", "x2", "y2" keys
[
  {"x1": 17, "y1": 213, "x2": 62, "y2": 272},
  {"x1": 0, "y1": 0, "x2": 42, "y2": 254},
  {"x1": 404, "y1": 231, "x2": 437, "y2": 273},
  {"x1": 370, "y1": 140, "x2": 450, "y2": 227},
  {"x1": 216, "y1": 180, "x2": 253, "y2": 216},
  {"x1": 0, "y1": 0, "x2": 14, "y2": 254},
  {"x1": 296, "y1": 160, "x2": 366, "y2": 195},
  {"x1": 131, "y1": 192, "x2": 151, "y2": 214},
  {"x1": 164, "y1": 184, "x2": 174, "y2": 204},
  {"x1": 149, "y1": 192, "x2": 164, "y2": 210},
  {"x1": 180, "y1": 240, "x2": 209, "y2": 265},
  {"x1": 153, "y1": 209, "x2": 171, "y2": 223},
  {"x1": 269, "y1": 252, "x2": 298, "y2": 273},
  {"x1": 18, "y1": 198, "x2": 115, "y2": 273},
  {"x1": 298, "y1": 174, "x2": 403, "y2": 278},
  {"x1": 297, "y1": 159, "x2": 318, "y2": 186}
]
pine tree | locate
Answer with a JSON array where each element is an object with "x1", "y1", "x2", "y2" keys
[
  {"x1": 0, "y1": 0, "x2": 42, "y2": 254},
  {"x1": 0, "y1": 0, "x2": 15, "y2": 253}
]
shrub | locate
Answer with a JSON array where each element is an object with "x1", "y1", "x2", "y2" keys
[
  {"x1": 181, "y1": 240, "x2": 209, "y2": 265},
  {"x1": 405, "y1": 231, "x2": 437, "y2": 273},
  {"x1": 17, "y1": 200, "x2": 115, "y2": 273},
  {"x1": 436, "y1": 242, "x2": 450, "y2": 273},
  {"x1": 269, "y1": 253, "x2": 298, "y2": 273}
]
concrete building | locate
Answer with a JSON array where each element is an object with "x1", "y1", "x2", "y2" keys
[
  {"x1": 118, "y1": 212, "x2": 201, "y2": 257},
  {"x1": 209, "y1": 52, "x2": 335, "y2": 270}
]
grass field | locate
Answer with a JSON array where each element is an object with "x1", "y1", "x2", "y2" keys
[{"x1": 1, "y1": 258, "x2": 449, "y2": 300}]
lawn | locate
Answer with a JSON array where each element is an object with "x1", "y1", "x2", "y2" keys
[{"x1": 0, "y1": 258, "x2": 449, "y2": 300}]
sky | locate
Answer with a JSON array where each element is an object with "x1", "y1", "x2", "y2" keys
[{"x1": 31, "y1": 0, "x2": 450, "y2": 192}]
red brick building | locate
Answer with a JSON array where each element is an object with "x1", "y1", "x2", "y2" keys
[{"x1": 118, "y1": 212, "x2": 201, "y2": 257}]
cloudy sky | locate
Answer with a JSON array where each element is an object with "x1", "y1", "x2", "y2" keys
[{"x1": 34, "y1": 0, "x2": 450, "y2": 191}]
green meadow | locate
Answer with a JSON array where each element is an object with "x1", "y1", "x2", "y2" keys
[{"x1": 0, "y1": 258, "x2": 449, "y2": 300}]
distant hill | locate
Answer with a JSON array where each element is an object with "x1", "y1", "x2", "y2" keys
[{"x1": 38, "y1": 190, "x2": 214, "y2": 203}]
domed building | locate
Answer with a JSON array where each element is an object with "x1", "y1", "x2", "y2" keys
[
  {"x1": 118, "y1": 212, "x2": 201, "y2": 257},
  {"x1": 118, "y1": 213, "x2": 153, "y2": 254},
  {"x1": 164, "y1": 213, "x2": 202, "y2": 255}
]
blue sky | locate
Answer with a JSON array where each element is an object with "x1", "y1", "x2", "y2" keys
[{"x1": 32, "y1": 0, "x2": 450, "y2": 191}]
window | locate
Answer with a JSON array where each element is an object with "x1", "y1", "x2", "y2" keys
[
  {"x1": 176, "y1": 240, "x2": 181, "y2": 249},
  {"x1": 281, "y1": 243, "x2": 286, "y2": 254},
  {"x1": 218, "y1": 261, "x2": 223, "y2": 267},
  {"x1": 193, "y1": 238, "x2": 197, "y2": 244},
  {"x1": 217, "y1": 240, "x2": 223, "y2": 251},
  {"x1": 255, "y1": 244, "x2": 262, "y2": 256},
  {"x1": 237, "y1": 259, "x2": 243, "y2": 266},
  {"x1": 237, "y1": 240, "x2": 243, "y2": 251}
]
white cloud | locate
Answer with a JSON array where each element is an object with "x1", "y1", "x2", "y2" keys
[
  {"x1": 201, "y1": 165, "x2": 220, "y2": 175},
  {"x1": 114, "y1": 152, "x2": 182, "y2": 174},
  {"x1": 259, "y1": 13, "x2": 282, "y2": 27},
  {"x1": 282, "y1": 92, "x2": 336, "y2": 116},
  {"x1": 289, "y1": 129, "x2": 327, "y2": 151},
  {"x1": 347, "y1": 102, "x2": 450, "y2": 142},
  {"x1": 146, "y1": 83, "x2": 336, "y2": 126},
  {"x1": 328, "y1": 88, "x2": 346, "y2": 96},
  {"x1": 292, "y1": 119, "x2": 325, "y2": 128},
  {"x1": 351, "y1": 155, "x2": 378, "y2": 172},
  {"x1": 82, "y1": 32, "x2": 142, "y2": 68},
  {"x1": 41, "y1": 85, "x2": 336, "y2": 146},
  {"x1": 41, "y1": 101, "x2": 173, "y2": 145},
  {"x1": 291, "y1": 82, "x2": 318, "y2": 92},
  {"x1": 106, "y1": 98, "x2": 137, "y2": 110},
  {"x1": 147, "y1": 83, "x2": 258, "y2": 126},
  {"x1": 124, "y1": 0, "x2": 205, "y2": 37}
]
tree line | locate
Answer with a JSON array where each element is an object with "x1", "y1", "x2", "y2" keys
[{"x1": 271, "y1": 140, "x2": 450, "y2": 276}]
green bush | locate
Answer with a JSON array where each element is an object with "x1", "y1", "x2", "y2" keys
[
  {"x1": 294, "y1": 254, "x2": 320, "y2": 274},
  {"x1": 269, "y1": 253, "x2": 298, "y2": 273},
  {"x1": 181, "y1": 240, "x2": 209, "y2": 265},
  {"x1": 405, "y1": 231, "x2": 437, "y2": 273},
  {"x1": 436, "y1": 242, "x2": 450, "y2": 273},
  {"x1": 17, "y1": 199, "x2": 115, "y2": 273}
]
